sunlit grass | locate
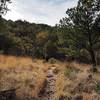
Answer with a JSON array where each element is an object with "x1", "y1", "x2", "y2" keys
[{"x1": 0, "y1": 54, "x2": 100, "y2": 99}]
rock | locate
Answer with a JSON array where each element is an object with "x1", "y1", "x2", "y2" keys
[{"x1": 47, "y1": 69, "x2": 54, "y2": 77}]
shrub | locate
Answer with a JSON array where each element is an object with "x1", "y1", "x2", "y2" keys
[
  {"x1": 64, "y1": 66, "x2": 80, "y2": 79},
  {"x1": 48, "y1": 58, "x2": 58, "y2": 64},
  {"x1": 0, "y1": 50, "x2": 4, "y2": 54},
  {"x1": 95, "y1": 81, "x2": 100, "y2": 94}
]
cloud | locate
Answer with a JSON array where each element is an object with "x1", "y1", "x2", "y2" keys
[{"x1": 3, "y1": 0, "x2": 78, "y2": 26}]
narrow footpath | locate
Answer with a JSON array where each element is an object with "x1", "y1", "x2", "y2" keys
[{"x1": 39, "y1": 68, "x2": 56, "y2": 100}]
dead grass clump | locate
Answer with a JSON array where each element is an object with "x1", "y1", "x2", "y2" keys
[{"x1": 64, "y1": 63, "x2": 81, "y2": 80}]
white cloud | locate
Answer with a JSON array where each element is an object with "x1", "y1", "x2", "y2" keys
[{"x1": 3, "y1": 0, "x2": 78, "y2": 26}]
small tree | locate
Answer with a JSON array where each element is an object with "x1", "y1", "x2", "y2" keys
[{"x1": 59, "y1": 0, "x2": 100, "y2": 71}]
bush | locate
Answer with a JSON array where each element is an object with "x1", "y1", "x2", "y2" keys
[
  {"x1": 64, "y1": 66, "x2": 80, "y2": 79},
  {"x1": 95, "y1": 81, "x2": 100, "y2": 93},
  {"x1": 0, "y1": 50, "x2": 4, "y2": 54},
  {"x1": 48, "y1": 58, "x2": 58, "y2": 64}
]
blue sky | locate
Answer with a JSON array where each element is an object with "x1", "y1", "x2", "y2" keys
[{"x1": 3, "y1": 0, "x2": 78, "y2": 26}]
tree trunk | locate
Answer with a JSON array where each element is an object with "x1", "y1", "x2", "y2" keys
[
  {"x1": 89, "y1": 49, "x2": 97, "y2": 72},
  {"x1": 88, "y1": 31, "x2": 97, "y2": 72}
]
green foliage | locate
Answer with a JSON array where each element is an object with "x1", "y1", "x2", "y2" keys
[
  {"x1": 95, "y1": 81, "x2": 100, "y2": 93},
  {"x1": 0, "y1": 18, "x2": 54, "y2": 57},
  {"x1": 0, "y1": 0, "x2": 100, "y2": 63},
  {"x1": 58, "y1": 0, "x2": 100, "y2": 66},
  {"x1": 0, "y1": 18, "x2": 8, "y2": 33},
  {"x1": 0, "y1": 50, "x2": 4, "y2": 54},
  {"x1": 45, "y1": 40, "x2": 58, "y2": 57},
  {"x1": 64, "y1": 66, "x2": 80, "y2": 79},
  {"x1": 48, "y1": 58, "x2": 58, "y2": 64}
]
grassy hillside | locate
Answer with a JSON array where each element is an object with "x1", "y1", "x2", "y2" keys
[{"x1": 0, "y1": 55, "x2": 100, "y2": 100}]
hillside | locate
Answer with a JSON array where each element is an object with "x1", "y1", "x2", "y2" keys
[
  {"x1": 0, "y1": 19, "x2": 54, "y2": 58},
  {"x1": 0, "y1": 55, "x2": 100, "y2": 100},
  {"x1": 0, "y1": 0, "x2": 100, "y2": 100}
]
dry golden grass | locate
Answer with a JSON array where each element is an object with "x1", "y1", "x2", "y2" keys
[
  {"x1": 54, "y1": 61, "x2": 100, "y2": 99},
  {"x1": 0, "y1": 54, "x2": 100, "y2": 99},
  {"x1": 0, "y1": 55, "x2": 47, "y2": 98},
  {"x1": 0, "y1": 55, "x2": 34, "y2": 68}
]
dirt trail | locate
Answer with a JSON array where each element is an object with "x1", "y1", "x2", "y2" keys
[{"x1": 39, "y1": 68, "x2": 56, "y2": 100}]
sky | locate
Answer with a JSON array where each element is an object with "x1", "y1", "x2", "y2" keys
[{"x1": 3, "y1": 0, "x2": 78, "y2": 26}]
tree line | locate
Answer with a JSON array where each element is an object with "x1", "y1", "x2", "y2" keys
[{"x1": 0, "y1": 0, "x2": 100, "y2": 70}]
